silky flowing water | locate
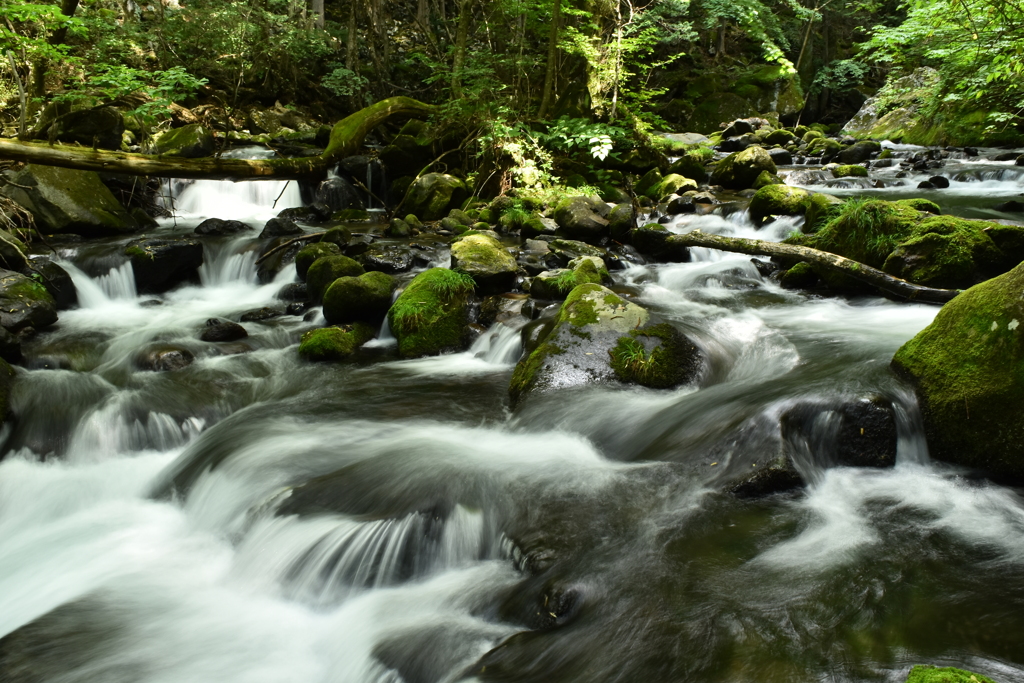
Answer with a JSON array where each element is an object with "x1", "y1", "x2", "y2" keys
[{"x1": 1, "y1": 144, "x2": 1024, "y2": 683}]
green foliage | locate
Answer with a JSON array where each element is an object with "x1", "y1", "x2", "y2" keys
[
  {"x1": 321, "y1": 64, "x2": 369, "y2": 99},
  {"x1": 809, "y1": 60, "x2": 870, "y2": 96},
  {"x1": 536, "y1": 116, "x2": 629, "y2": 161},
  {"x1": 56, "y1": 65, "x2": 207, "y2": 124}
]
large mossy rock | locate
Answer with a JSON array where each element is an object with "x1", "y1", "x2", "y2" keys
[
  {"x1": 402, "y1": 173, "x2": 468, "y2": 221},
  {"x1": 904, "y1": 666, "x2": 996, "y2": 683},
  {"x1": 322, "y1": 271, "x2": 395, "y2": 325},
  {"x1": 799, "y1": 199, "x2": 1007, "y2": 289},
  {"x1": 835, "y1": 140, "x2": 881, "y2": 165},
  {"x1": 450, "y1": 232, "x2": 517, "y2": 293},
  {"x1": 892, "y1": 262, "x2": 1024, "y2": 482},
  {"x1": 298, "y1": 323, "x2": 376, "y2": 362},
  {"x1": 553, "y1": 195, "x2": 610, "y2": 243},
  {"x1": 306, "y1": 255, "x2": 365, "y2": 302},
  {"x1": 529, "y1": 256, "x2": 608, "y2": 300},
  {"x1": 125, "y1": 237, "x2": 204, "y2": 293},
  {"x1": 50, "y1": 105, "x2": 125, "y2": 150},
  {"x1": 295, "y1": 242, "x2": 341, "y2": 280},
  {"x1": 509, "y1": 284, "x2": 701, "y2": 405},
  {"x1": 387, "y1": 268, "x2": 474, "y2": 358},
  {"x1": 148, "y1": 124, "x2": 216, "y2": 157},
  {"x1": 0, "y1": 165, "x2": 138, "y2": 237},
  {"x1": 710, "y1": 146, "x2": 777, "y2": 190},
  {"x1": 0, "y1": 270, "x2": 57, "y2": 332},
  {"x1": 748, "y1": 185, "x2": 842, "y2": 229}
]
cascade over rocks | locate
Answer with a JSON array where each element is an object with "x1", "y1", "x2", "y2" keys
[
  {"x1": 893, "y1": 262, "x2": 1024, "y2": 482},
  {"x1": 0, "y1": 165, "x2": 138, "y2": 237}
]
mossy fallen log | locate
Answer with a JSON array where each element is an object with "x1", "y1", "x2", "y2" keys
[
  {"x1": 0, "y1": 97, "x2": 435, "y2": 181},
  {"x1": 665, "y1": 230, "x2": 960, "y2": 304}
]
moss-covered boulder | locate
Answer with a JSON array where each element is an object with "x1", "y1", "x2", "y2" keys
[
  {"x1": 298, "y1": 323, "x2": 376, "y2": 362},
  {"x1": 0, "y1": 270, "x2": 57, "y2": 332},
  {"x1": 529, "y1": 256, "x2": 608, "y2": 300},
  {"x1": 510, "y1": 284, "x2": 701, "y2": 405},
  {"x1": 806, "y1": 137, "x2": 842, "y2": 160},
  {"x1": 553, "y1": 195, "x2": 610, "y2": 243},
  {"x1": 710, "y1": 146, "x2": 777, "y2": 190},
  {"x1": 649, "y1": 174, "x2": 698, "y2": 200},
  {"x1": 306, "y1": 254, "x2": 365, "y2": 302},
  {"x1": 387, "y1": 268, "x2": 474, "y2": 358},
  {"x1": 904, "y1": 666, "x2": 996, "y2": 683},
  {"x1": 667, "y1": 151, "x2": 710, "y2": 183},
  {"x1": 892, "y1": 262, "x2": 1024, "y2": 482},
  {"x1": 401, "y1": 173, "x2": 468, "y2": 221},
  {"x1": 322, "y1": 271, "x2": 395, "y2": 325},
  {"x1": 607, "y1": 203, "x2": 635, "y2": 241},
  {"x1": 609, "y1": 323, "x2": 702, "y2": 388},
  {"x1": 148, "y1": 124, "x2": 215, "y2": 158},
  {"x1": 801, "y1": 199, "x2": 1006, "y2": 289},
  {"x1": 751, "y1": 170, "x2": 784, "y2": 189},
  {"x1": 747, "y1": 185, "x2": 813, "y2": 227},
  {"x1": 295, "y1": 242, "x2": 342, "y2": 280},
  {"x1": 450, "y1": 232, "x2": 517, "y2": 293},
  {"x1": 0, "y1": 165, "x2": 138, "y2": 237},
  {"x1": 835, "y1": 140, "x2": 881, "y2": 164},
  {"x1": 832, "y1": 164, "x2": 868, "y2": 178},
  {"x1": 763, "y1": 129, "x2": 796, "y2": 146}
]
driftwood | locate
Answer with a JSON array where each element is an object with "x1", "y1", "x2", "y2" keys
[
  {"x1": 666, "y1": 230, "x2": 960, "y2": 304},
  {"x1": 254, "y1": 231, "x2": 327, "y2": 265},
  {"x1": 0, "y1": 97, "x2": 435, "y2": 181}
]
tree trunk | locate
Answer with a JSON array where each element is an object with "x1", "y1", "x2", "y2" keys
[
  {"x1": 311, "y1": 0, "x2": 325, "y2": 29},
  {"x1": 450, "y1": 0, "x2": 472, "y2": 97},
  {"x1": 664, "y1": 230, "x2": 960, "y2": 304},
  {"x1": 346, "y1": 1, "x2": 358, "y2": 70},
  {"x1": 29, "y1": 0, "x2": 82, "y2": 117},
  {"x1": 0, "y1": 97, "x2": 435, "y2": 181},
  {"x1": 537, "y1": 0, "x2": 562, "y2": 118},
  {"x1": 6, "y1": 52, "x2": 27, "y2": 136}
]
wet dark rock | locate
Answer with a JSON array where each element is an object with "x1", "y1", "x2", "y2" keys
[
  {"x1": 125, "y1": 236, "x2": 203, "y2": 293},
  {"x1": 553, "y1": 196, "x2": 610, "y2": 243},
  {"x1": 835, "y1": 140, "x2": 881, "y2": 165},
  {"x1": 277, "y1": 282, "x2": 309, "y2": 301},
  {"x1": 717, "y1": 134, "x2": 757, "y2": 153},
  {"x1": 780, "y1": 397, "x2": 897, "y2": 469},
  {"x1": 259, "y1": 217, "x2": 302, "y2": 239},
  {"x1": 200, "y1": 319, "x2": 248, "y2": 342},
  {"x1": 963, "y1": 147, "x2": 979, "y2": 157},
  {"x1": 256, "y1": 236, "x2": 302, "y2": 284},
  {"x1": 32, "y1": 259, "x2": 77, "y2": 310},
  {"x1": 239, "y1": 307, "x2": 282, "y2": 322},
  {"x1": 315, "y1": 177, "x2": 364, "y2": 212},
  {"x1": 768, "y1": 148, "x2": 793, "y2": 166},
  {"x1": 993, "y1": 152, "x2": 1019, "y2": 162},
  {"x1": 194, "y1": 218, "x2": 252, "y2": 236},
  {"x1": 917, "y1": 181, "x2": 936, "y2": 189},
  {"x1": 722, "y1": 119, "x2": 755, "y2": 137},
  {"x1": 134, "y1": 344, "x2": 194, "y2": 372},
  {"x1": 928, "y1": 176, "x2": 950, "y2": 189},
  {"x1": 51, "y1": 105, "x2": 124, "y2": 150},
  {"x1": 360, "y1": 245, "x2": 415, "y2": 274},
  {"x1": 285, "y1": 302, "x2": 306, "y2": 316},
  {"x1": 994, "y1": 200, "x2": 1024, "y2": 213},
  {"x1": 0, "y1": 326, "x2": 21, "y2": 363},
  {"x1": 276, "y1": 203, "x2": 332, "y2": 223},
  {"x1": 0, "y1": 270, "x2": 57, "y2": 333}
]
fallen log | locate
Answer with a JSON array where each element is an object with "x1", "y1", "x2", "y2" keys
[
  {"x1": 0, "y1": 96, "x2": 435, "y2": 181},
  {"x1": 665, "y1": 230, "x2": 960, "y2": 304}
]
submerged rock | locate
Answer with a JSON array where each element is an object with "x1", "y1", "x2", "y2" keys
[
  {"x1": 0, "y1": 270, "x2": 57, "y2": 332},
  {"x1": 892, "y1": 261, "x2": 1024, "y2": 482},
  {"x1": 298, "y1": 323, "x2": 376, "y2": 362},
  {"x1": 387, "y1": 268, "x2": 474, "y2": 358},
  {"x1": 134, "y1": 344, "x2": 195, "y2": 372},
  {"x1": 509, "y1": 284, "x2": 701, "y2": 405},
  {"x1": 1, "y1": 165, "x2": 138, "y2": 237},
  {"x1": 125, "y1": 236, "x2": 204, "y2": 293},
  {"x1": 450, "y1": 232, "x2": 517, "y2": 293},
  {"x1": 200, "y1": 319, "x2": 248, "y2": 342}
]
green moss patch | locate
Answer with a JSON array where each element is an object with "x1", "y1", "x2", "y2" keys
[
  {"x1": 298, "y1": 322, "x2": 376, "y2": 362},
  {"x1": 609, "y1": 323, "x2": 701, "y2": 388},
  {"x1": 387, "y1": 268, "x2": 475, "y2": 358},
  {"x1": 905, "y1": 666, "x2": 997, "y2": 683}
]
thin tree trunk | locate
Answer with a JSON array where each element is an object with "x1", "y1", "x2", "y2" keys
[
  {"x1": 346, "y1": 1, "x2": 358, "y2": 69},
  {"x1": 312, "y1": 0, "x2": 325, "y2": 28},
  {"x1": 450, "y1": 0, "x2": 472, "y2": 97},
  {"x1": 663, "y1": 230, "x2": 960, "y2": 304},
  {"x1": 610, "y1": 1, "x2": 623, "y2": 120},
  {"x1": 538, "y1": 0, "x2": 562, "y2": 118},
  {"x1": 0, "y1": 97, "x2": 436, "y2": 181},
  {"x1": 6, "y1": 51, "x2": 27, "y2": 137}
]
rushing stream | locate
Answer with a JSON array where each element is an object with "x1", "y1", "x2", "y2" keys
[{"x1": 2, "y1": 143, "x2": 1024, "y2": 683}]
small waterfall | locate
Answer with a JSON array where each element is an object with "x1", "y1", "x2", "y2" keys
[
  {"x1": 200, "y1": 241, "x2": 259, "y2": 286},
  {"x1": 471, "y1": 323, "x2": 523, "y2": 365},
  {"x1": 62, "y1": 261, "x2": 138, "y2": 307}
]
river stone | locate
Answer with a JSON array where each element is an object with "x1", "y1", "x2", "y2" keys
[
  {"x1": 402, "y1": 173, "x2": 468, "y2": 221},
  {"x1": 298, "y1": 322, "x2": 376, "y2": 362},
  {"x1": 306, "y1": 255, "x2": 365, "y2": 302},
  {"x1": 509, "y1": 284, "x2": 702, "y2": 405},
  {"x1": 148, "y1": 124, "x2": 215, "y2": 158},
  {"x1": 450, "y1": 233, "x2": 517, "y2": 293},
  {"x1": 387, "y1": 268, "x2": 474, "y2": 358},
  {"x1": 259, "y1": 217, "x2": 302, "y2": 239},
  {"x1": 322, "y1": 271, "x2": 395, "y2": 325},
  {"x1": 832, "y1": 164, "x2": 868, "y2": 178},
  {"x1": 33, "y1": 259, "x2": 77, "y2": 310},
  {"x1": 315, "y1": 177, "x2": 364, "y2": 212},
  {"x1": 50, "y1": 105, "x2": 125, "y2": 150},
  {"x1": 134, "y1": 344, "x2": 195, "y2": 372},
  {"x1": 529, "y1": 257, "x2": 606, "y2": 300},
  {"x1": 295, "y1": 242, "x2": 341, "y2": 280},
  {"x1": 835, "y1": 140, "x2": 881, "y2": 164},
  {"x1": 200, "y1": 319, "x2": 248, "y2": 342},
  {"x1": 606, "y1": 203, "x2": 635, "y2": 240},
  {"x1": 239, "y1": 306, "x2": 282, "y2": 322},
  {"x1": 277, "y1": 203, "x2": 332, "y2": 223},
  {"x1": 780, "y1": 397, "x2": 897, "y2": 469},
  {"x1": 710, "y1": 146, "x2": 777, "y2": 190},
  {"x1": 125, "y1": 237, "x2": 204, "y2": 293},
  {"x1": 892, "y1": 261, "x2": 1024, "y2": 482},
  {"x1": 360, "y1": 245, "x2": 415, "y2": 274},
  {"x1": 553, "y1": 196, "x2": 610, "y2": 243},
  {"x1": 0, "y1": 269, "x2": 57, "y2": 332},
  {"x1": 0, "y1": 165, "x2": 138, "y2": 237},
  {"x1": 194, "y1": 218, "x2": 252, "y2": 236}
]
